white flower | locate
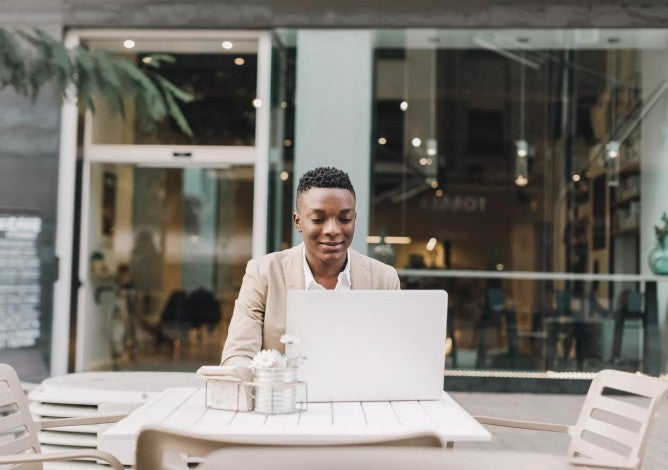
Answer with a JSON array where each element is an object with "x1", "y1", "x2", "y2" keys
[
  {"x1": 280, "y1": 333, "x2": 301, "y2": 345},
  {"x1": 250, "y1": 349, "x2": 287, "y2": 369}
]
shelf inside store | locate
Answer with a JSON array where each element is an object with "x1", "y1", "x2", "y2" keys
[
  {"x1": 611, "y1": 194, "x2": 640, "y2": 208},
  {"x1": 619, "y1": 161, "x2": 640, "y2": 175},
  {"x1": 611, "y1": 226, "x2": 640, "y2": 237}
]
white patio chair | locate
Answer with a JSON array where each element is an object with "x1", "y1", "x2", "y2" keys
[
  {"x1": 135, "y1": 425, "x2": 444, "y2": 470},
  {"x1": 196, "y1": 447, "x2": 571, "y2": 470},
  {"x1": 474, "y1": 369, "x2": 668, "y2": 469},
  {"x1": 0, "y1": 363, "x2": 125, "y2": 469}
]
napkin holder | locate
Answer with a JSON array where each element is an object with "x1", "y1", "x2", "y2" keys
[{"x1": 196, "y1": 365, "x2": 254, "y2": 412}]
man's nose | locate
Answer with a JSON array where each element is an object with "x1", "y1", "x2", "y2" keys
[{"x1": 323, "y1": 218, "x2": 340, "y2": 236}]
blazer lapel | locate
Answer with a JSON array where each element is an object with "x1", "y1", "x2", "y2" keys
[
  {"x1": 282, "y1": 243, "x2": 305, "y2": 290},
  {"x1": 350, "y1": 248, "x2": 372, "y2": 289}
]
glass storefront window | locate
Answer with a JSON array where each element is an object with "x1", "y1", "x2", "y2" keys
[
  {"x1": 267, "y1": 28, "x2": 668, "y2": 377},
  {"x1": 361, "y1": 29, "x2": 668, "y2": 374}
]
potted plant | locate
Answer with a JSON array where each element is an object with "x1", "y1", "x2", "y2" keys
[{"x1": 1, "y1": 27, "x2": 192, "y2": 135}]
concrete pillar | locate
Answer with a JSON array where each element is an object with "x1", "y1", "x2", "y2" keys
[{"x1": 293, "y1": 30, "x2": 373, "y2": 254}]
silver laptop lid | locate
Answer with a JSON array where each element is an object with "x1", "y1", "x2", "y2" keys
[{"x1": 286, "y1": 290, "x2": 448, "y2": 402}]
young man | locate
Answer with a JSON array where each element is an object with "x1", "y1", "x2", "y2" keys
[{"x1": 221, "y1": 167, "x2": 399, "y2": 367}]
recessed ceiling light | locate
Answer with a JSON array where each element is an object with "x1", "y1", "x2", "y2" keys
[
  {"x1": 234, "y1": 57, "x2": 245, "y2": 65},
  {"x1": 222, "y1": 41, "x2": 233, "y2": 49},
  {"x1": 412, "y1": 137, "x2": 422, "y2": 148},
  {"x1": 400, "y1": 101, "x2": 408, "y2": 111},
  {"x1": 378, "y1": 137, "x2": 387, "y2": 145},
  {"x1": 123, "y1": 40, "x2": 135, "y2": 49},
  {"x1": 252, "y1": 98, "x2": 262, "y2": 108}
]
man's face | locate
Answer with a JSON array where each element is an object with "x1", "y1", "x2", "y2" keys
[{"x1": 293, "y1": 187, "x2": 356, "y2": 269}]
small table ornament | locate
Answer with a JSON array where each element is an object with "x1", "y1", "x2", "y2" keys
[
  {"x1": 198, "y1": 334, "x2": 307, "y2": 414},
  {"x1": 249, "y1": 334, "x2": 307, "y2": 414}
]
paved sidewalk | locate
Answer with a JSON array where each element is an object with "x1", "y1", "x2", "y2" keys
[{"x1": 451, "y1": 392, "x2": 668, "y2": 469}]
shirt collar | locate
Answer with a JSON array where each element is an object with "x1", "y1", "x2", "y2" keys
[{"x1": 303, "y1": 248, "x2": 351, "y2": 290}]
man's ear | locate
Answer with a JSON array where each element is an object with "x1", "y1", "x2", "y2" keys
[{"x1": 293, "y1": 212, "x2": 301, "y2": 232}]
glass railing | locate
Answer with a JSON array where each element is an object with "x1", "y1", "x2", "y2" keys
[{"x1": 398, "y1": 269, "x2": 665, "y2": 376}]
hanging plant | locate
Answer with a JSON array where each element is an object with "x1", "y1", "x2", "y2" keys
[{"x1": 0, "y1": 27, "x2": 193, "y2": 137}]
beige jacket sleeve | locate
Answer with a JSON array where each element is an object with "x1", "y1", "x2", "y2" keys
[{"x1": 220, "y1": 258, "x2": 266, "y2": 367}]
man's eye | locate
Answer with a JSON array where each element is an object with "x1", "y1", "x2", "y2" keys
[
  {"x1": 311, "y1": 219, "x2": 323, "y2": 223},
  {"x1": 340, "y1": 218, "x2": 352, "y2": 223}
]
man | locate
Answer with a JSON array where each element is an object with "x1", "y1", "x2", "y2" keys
[{"x1": 221, "y1": 167, "x2": 400, "y2": 367}]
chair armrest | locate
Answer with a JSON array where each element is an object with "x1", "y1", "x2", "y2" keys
[
  {"x1": 0, "y1": 449, "x2": 124, "y2": 470},
  {"x1": 474, "y1": 416, "x2": 571, "y2": 433},
  {"x1": 38, "y1": 414, "x2": 127, "y2": 430}
]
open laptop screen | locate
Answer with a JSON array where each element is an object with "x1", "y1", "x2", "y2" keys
[{"x1": 286, "y1": 290, "x2": 448, "y2": 402}]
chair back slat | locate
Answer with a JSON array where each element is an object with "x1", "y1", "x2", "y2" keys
[
  {"x1": 135, "y1": 426, "x2": 444, "y2": 470},
  {"x1": 568, "y1": 369, "x2": 668, "y2": 469},
  {"x1": 0, "y1": 389, "x2": 16, "y2": 407},
  {"x1": 593, "y1": 395, "x2": 649, "y2": 423},
  {"x1": 0, "y1": 364, "x2": 42, "y2": 457},
  {"x1": 582, "y1": 417, "x2": 639, "y2": 448},
  {"x1": 570, "y1": 438, "x2": 631, "y2": 463},
  {"x1": 0, "y1": 433, "x2": 39, "y2": 456},
  {"x1": 0, "y1": 410, "x2": 27, "y2": 434}
]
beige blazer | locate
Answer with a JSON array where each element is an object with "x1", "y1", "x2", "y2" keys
[{"x1": 221, "y1": 243, "x2": 400, "y2": 366}]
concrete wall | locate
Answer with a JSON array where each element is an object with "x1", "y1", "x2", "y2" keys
[
  {"x1": 0, "y1": 24, "x2": 62, "y2": 381},
  {"x1": 2, "y1": 1, "x2": 668, "y2": 29}
]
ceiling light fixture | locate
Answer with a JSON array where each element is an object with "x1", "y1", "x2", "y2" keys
[
  {"x1": 515, "y1": 53, "x2": 529, "y2": 187},
  {"x1": 607, "y1": 48, "x2": 620, "y2": 187}
]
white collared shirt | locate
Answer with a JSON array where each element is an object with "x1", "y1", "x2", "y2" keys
[{"x1": 303, "y1": 249, "x2": 351, "y2": 290}]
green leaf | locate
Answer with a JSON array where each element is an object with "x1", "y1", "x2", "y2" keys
[
  {"x1": 140, "y1": 53, "x2": 176, "y2": 69},
  {"x1": 162, "y1": 83, "x2": 194, "y2": 137},
  {"x1": 114, "y1": 57, "x2": 167, "y2": 122},
  {"x1": 92, "y1": 50, "x2": 125, "y2": 117},
  {"x1": 0, "y1": 28, "x2": 28, "y2": 94},
  {"x1": 150, "y1": 71, "x2": 194, "y2": 103},
  {"x1": 0, "y1": 27, "x2": 193, "y2": 136}
]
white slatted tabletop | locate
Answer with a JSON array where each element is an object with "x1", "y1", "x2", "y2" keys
[{"x1": 99, "y1": 387, "x2": 491, "y2": 466}]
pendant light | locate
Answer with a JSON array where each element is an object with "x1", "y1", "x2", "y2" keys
[
  {"x1": 515, "y1": 53, "x2": 529, "y2": 187},
  {"x1": 607, "y1": 48, "x2": 620, "y2": 187}
]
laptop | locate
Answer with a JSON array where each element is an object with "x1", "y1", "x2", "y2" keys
[{"x1": 286, "y1": 290, "x2": 448, "y2": 402}]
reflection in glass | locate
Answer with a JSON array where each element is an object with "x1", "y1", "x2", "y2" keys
[
  {"x1": 86, "y1": 42, "x2": 259, "y2": 146},
  {"x1": 84, "y1": 164, "x2": 253, "y2": 371}
]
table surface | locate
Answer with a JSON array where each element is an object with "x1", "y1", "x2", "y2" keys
[{"x1": 99, "y1": 387, "x2": 491, "y2": 466}]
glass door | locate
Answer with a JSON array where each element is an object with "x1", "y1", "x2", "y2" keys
[
  {"x1": 73, "y1": 30, "x2": 273, "y2": 371},
  {"x1": 80, "y1": 163, "x2": 253, "y2": 370}
]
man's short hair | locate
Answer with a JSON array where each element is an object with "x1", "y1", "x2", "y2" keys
[{"x1": 296, "y1": 167, "x2": 356, "y2": 198}]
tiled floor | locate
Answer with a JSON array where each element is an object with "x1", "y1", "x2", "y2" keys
[{"x1": 451, "y1": 392, "x2": 668, "y2": 469}]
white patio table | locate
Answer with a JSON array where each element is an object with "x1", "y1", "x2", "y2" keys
[{"x1": 99, "y1": 387, "x2": 491, "y2": 466}]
